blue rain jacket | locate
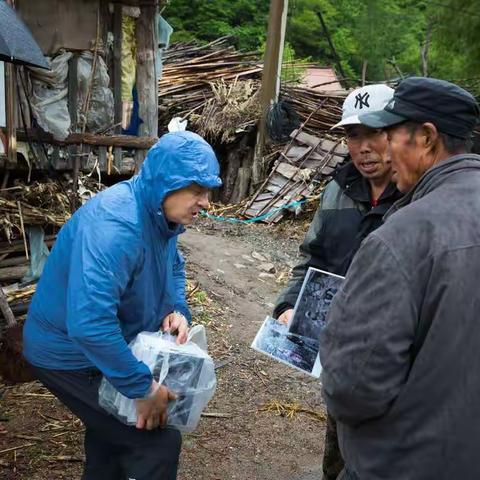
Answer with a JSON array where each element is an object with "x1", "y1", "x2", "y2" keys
[{"x1": 23, "y1": 132, "x2": 221, "y2": 399}]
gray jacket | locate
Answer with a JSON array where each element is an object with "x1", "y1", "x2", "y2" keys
[{"x1": 320, "y1": 154, "x2": 480, "y2": 480}]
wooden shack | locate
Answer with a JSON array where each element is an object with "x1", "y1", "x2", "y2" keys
[{"x1": 1, "y1": 0, "x2": 166, "y2": 193}]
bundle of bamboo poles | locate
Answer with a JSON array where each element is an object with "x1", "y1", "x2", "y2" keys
[
  {"x1": 158, "y1": 37, "x2": 347, "y2": 142},
  {"x1": 158, "y1": 37, "x2": 262, "y2": 130},
  {"x1": 0, "y1": 176, "x2": 105, "y2": 335},
  {"x1": 0, "y1": 181, "x2": 67, "y2": 323},
  {"x1": 280, "y1": 86, "x2": 346, "y2": 134}
]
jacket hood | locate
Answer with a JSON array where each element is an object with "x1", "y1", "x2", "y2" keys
[
  {"x1": 133, "y1": 131, "x2": 222, "y2": 231},
  {"x1": 386, "y1": 153, "x2": 480, "y2": 218}
]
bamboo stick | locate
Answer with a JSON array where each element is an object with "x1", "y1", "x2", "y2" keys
[{"x1": 17, "y1": 201, "x2": 29, "y2": 260}]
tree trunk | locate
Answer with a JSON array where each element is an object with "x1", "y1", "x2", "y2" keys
[
  {"x1": 220, "y1": 135, "x2": 254, "y2": 204},
  {"x1": 230, "y1": 167, "x2": 251, "y2": 204},
  {"x1": 220, "y1": 150, "x2": 241, "y2": 204},
  {"x1": 421, "y1": 19, "x2": 432, "y2": 77}
]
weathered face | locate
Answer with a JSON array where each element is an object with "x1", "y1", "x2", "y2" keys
[
  {"x1": 385, "y1": 124, "x2": 429, "y2": 193},
  {"x1": 163, "y1": 183, "x2": 210, "y2": 225},
  {"x1": 345, "y1": 124, "x2": 392, "y2": 182}
]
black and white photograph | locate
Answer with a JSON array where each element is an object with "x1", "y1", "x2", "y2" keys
[
  {"x1": 251, "y1": 316, "x2": 321, "y2": 377},
  {"x1": 288, "y1": 267, "x2": 344, "y2": 341}
]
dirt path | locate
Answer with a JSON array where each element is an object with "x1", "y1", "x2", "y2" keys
[
  {"x1": 0, "y1": 221, "x2": 326, "y2": 479},
  {"x1": 178, "y1": 227, "x2": 326, "y2": 480}
]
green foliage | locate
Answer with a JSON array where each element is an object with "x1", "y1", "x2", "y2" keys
[
  {"x1": 258, "y1": 40, "x2": 310, "y2": 84},
  {"x1": 164, "y1": 0, "x2": 480, "y2": 90},
  {"x1": 165, "y1": 0, "x2": 270, "y2": 51},
  {"x1": 430, "y1": 1, "x2": 480, "y2": 80}
]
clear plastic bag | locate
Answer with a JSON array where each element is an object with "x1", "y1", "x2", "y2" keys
[{"x1": 98, "y1": 325, "x2": 216, "y2": 433}]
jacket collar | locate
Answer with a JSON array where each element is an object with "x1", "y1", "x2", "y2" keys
[
  {"x1": 385, "y1": 153, "x2": 480, "y2": 220},
  {"x1": 333, "y1": 160, "x2": 400, "y2": 205}
]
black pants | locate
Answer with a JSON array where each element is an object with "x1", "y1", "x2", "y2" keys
[
  {"x1": 30, "y1": 364, "x2": 181, "y2": 480},
  {"x1": 322, "y1": 412, "x2": 345, "y2": 480}
]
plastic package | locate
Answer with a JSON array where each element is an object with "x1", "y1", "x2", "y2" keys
[
  {"x1": 77, "y1": 52, "x2": 114, "y2": 133},
  {"x1": 168, "y1": 117, "x2": 188, "y2": 132},
  {"x1": 21, "y1": 226, "x2": 50, "y2": 285},
  {"x1": 29, "y1": 51, "x2": 72, "y2": 141},
  {"x1": 98, "y1": 325, "x2": 216, "y2": 433}
]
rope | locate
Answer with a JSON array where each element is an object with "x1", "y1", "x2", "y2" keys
[{"x1": 200, "y1": 198, "x2": 312, "y2": 224}]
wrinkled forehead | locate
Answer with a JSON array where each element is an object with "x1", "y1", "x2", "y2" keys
[
  {"x1": 183, "y1": 183, "x2": 209, "y2": 194},
  {"x1": 167, "y1": 182, "x2": 209, "y2": 197}
]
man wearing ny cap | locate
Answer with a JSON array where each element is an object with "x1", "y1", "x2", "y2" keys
[
  {"x1": 320, "y1": 76, "x2": 480, "y2": 479},
  {"x1": 273, "y1": 84, "x2": 401, "y2": 480}
]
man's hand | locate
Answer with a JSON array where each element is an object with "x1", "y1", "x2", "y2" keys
[
  {"x1": 135, "y1": 381, "x2": 177, "y2": 430},
  {"x1": 277, "y1": 309, "x2": 294, "y2": 325},
  {"x1": 161, "y1": 312, "x2": 189, "y2": 344}
]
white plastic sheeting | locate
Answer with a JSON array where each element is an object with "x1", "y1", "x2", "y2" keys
[{"x1": 30, "y1": 51, "x2": 72, "y2": 141}]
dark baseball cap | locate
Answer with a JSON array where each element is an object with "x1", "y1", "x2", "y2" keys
[{"x1": 359, "y1": 77, "x2": 480, "y2": 139}]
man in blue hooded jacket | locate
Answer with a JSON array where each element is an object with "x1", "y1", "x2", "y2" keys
[{"x1": 23, "y1": 131, "x2": 222, "y2": 480}]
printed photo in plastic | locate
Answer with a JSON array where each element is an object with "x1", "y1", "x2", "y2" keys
[
  {"x1": 153, "y1": 352, "x2": 204, "y2": 426},
  {"x1": 288, "y1": 268, "x2": 344, "y2": 341},
  {"x1": 251, "y1": 316, "x2": 321, "y2": 377}
]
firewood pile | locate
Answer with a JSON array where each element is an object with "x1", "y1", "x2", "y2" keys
[
  {"x1": 158, "y1": 37, "x2": 262, "y2": 141},
  {"x1": 0, "y1": 182, "x2": 71, "y2": 244},
  {"x1": 280, "y1": 86, "x2": 346, "y2": 135},
  {"x1": 0, "y1": 179, "x2": 72, "y2": 307},
  {"x1": 158, "y1": 37, "x2": 347, "y2": 143},
  {"x1": 0, "y1": 175, "x2": 103, "y2": 242},
  {"x1": 0, "y1": 176, "x2": 105, "y2": 383}
]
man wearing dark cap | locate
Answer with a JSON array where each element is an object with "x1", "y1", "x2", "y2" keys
[{"x1": 319, "y1": 77, "x2": 480, "y2": 479}]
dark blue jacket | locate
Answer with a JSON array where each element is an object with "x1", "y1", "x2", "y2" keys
[{"x1": 24, "y1": 131, "x2": 221, "y2": 398}]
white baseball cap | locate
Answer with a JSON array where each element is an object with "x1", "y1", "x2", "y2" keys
[{"x1": 331, "y1": 84, "x2": 395, "y2": 130}]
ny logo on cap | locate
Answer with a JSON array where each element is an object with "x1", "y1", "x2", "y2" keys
[{"x1": 355, "y1": 92, "x2": 370, "y2": 109}]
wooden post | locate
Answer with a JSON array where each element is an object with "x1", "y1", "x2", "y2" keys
[
  {"x1": 361, "y1": 60, "x2": 368, "y2": 86},
  {"x1": 5, "y1": 64, "x2": 17, "y2": 167},
  {"x1": 136, "y1": 3, "x2": 158, "y2": 147},
  {"x1": 68, "y1": 55, "x2": 78, "y2": 131},
  {"x1": 68, "y1": 54, "x2": 78, "y2": 178},
  {"x1": 113, "y1": 3, "x2": 123, "y2": 171},
  {"x1": 4, "y1": 0, "x2": 16, "y2": 168},
  {"x1": 98, "y1": 146, "x2": 107, "y2": 170},
  {"x1": 252, "y1": 0, "x2": 289, "y2": 187}
]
